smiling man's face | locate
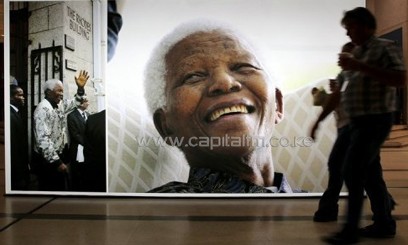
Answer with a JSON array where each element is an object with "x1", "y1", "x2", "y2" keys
[
  {"x1": 47, "y1": 83, "x2": 64, "y2": 104},
  {"x1": 154, "y1": 30, "x2": 276, "y2": 159}
]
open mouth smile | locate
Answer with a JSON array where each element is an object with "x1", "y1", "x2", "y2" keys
[{"x1": 208, "y1": 104, "x2": 255, "y2": 122}]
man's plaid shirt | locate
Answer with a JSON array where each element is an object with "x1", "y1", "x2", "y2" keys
[{"x1": 342, "y1": 36, "x2": 405, "y2": 118}]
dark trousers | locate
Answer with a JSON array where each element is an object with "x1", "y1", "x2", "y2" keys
[
  {"x1": 33, "y1": 148, "x2": 70, "y2": 191},
  {"x1": 70, "y1": 161, "x2": 86, "y2": 191},
  {"x1": 317, "y1": 125, "x2": 351, "y2": 213},
  {"x1": 37, "y1": 164, "x2": 68, "y2": 191},
  {"x1": 343, "y1": 113, "x2": 394, "y2": 230}
]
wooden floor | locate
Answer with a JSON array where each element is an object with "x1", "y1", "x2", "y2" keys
[{"x1": 0, "y1": 143, "x2": 408, "y2": 245}]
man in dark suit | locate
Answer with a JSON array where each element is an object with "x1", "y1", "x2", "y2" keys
[
  {"x1": 10, "y1": 85, "x2": 30, "y2": 190},
  {"x1": 83, "y1": 110, "x2": 106, "y2": 192},
  {"x1": 67, "y1": 99, "x2": 90, "y2": 191}
]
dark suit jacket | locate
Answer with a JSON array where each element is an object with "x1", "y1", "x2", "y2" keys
[
  {"x1": 67, "y1": 109, "x2": 89, "y2": 163},
  {"x1": 83, "y1": 110, "x2": 106, "y2": 191},
  {"x1": 10, "y1": 106, "x2": 29, "y2": 189}
]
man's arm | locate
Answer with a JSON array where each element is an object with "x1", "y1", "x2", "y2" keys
[
  {"x1": 310, "y1": 88, "x2": 341, "y2": 140},
  {"x1": 63, "y1": 70, "x2": 90, "y2": 114},
  {"x1": 340, "y1": 58, "x2": 406, "y2": 87},
  {"x1": 338, "y1": 45, "x2": 406, "y2": 87}
]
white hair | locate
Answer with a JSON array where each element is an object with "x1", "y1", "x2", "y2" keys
[
  {"x1": 44, "y1": 79, "x2": 63, "y2": 92},
  {"x1": 10, "y1": 75, "x2": 18, "y2": 86},
  {"x1": 143, "y1": 19, "x2": 276, "y2": 115}
]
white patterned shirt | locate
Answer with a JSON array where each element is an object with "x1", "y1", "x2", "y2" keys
[{"x1": 33, "y1": 94, "x2": 85, "y2": 165}]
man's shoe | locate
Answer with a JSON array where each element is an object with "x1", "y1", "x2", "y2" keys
[
  {"x1": 322, "y1": 229, "x2": 359, "y2": 244},
  {"x1": 313, "y1": 210, "x2": 337, "y2": 222},
  {"x1": 359, "y1": 222, "x2": 396, "y2": 238}
]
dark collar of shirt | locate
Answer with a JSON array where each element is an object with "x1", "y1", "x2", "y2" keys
[
  {"x1": 147, "y1": 167, "x2": 293, "y2": 194},
  {"x1": 45, "y1": 98, "x2": 59, "y2": 109}
]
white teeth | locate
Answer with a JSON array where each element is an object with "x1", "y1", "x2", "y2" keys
[{"x1": 209, "y1": 105, "x2": 249, "y2": 122}]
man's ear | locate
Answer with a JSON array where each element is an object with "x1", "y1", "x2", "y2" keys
[
  {"x1": 275, "y1": 88, "x2": 284, "y2": 124},
  {"x1": 153, "y1": 108, "x2": 173, "y2": 139}
]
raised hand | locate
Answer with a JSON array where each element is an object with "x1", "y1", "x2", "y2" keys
[{"x1": 75, "y1": 70, "x2": 90, "y2": 88}]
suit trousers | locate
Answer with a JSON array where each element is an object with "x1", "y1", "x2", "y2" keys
[{"x1": 317, "y1": 125, "x2": 351, "y2": 213}]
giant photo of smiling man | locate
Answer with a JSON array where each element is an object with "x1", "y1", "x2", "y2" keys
[{"x1": 144, "y1": 20, "x2": 291, "y2": 193}]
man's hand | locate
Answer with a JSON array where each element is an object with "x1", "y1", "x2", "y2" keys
[
  {"x1": 310, "y1": 121, "x2": 319, "y2": 141},
  {"x1": 57, "y1": 163, "x2": 68, "y2": 173},
  {"x1": 338, "y1": 55, "x2": 361, "y2": 71},
  {"x1": 75, "y1": 70, "x2": 90, "y2": 88},
  {"x1": 329, "y1": 79, "x2": 339, "y2": 93}
]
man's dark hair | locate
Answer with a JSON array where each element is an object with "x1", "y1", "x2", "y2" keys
[
  {"x1": 10, "y1": 84, "x2": 21, "y2": 97},
  {"x1": 341, "y1": 7, "x2": 377, "y2": 30}
]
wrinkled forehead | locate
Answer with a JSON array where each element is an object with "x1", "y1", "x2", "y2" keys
[
  {"x1": 165, "y1": 30, "x2": 257, "y2": 66},
  {"x1": 50, "y1": 83, "x2": 64, "y2": 92},
  {"x1": 16, "y1": 88, "x2": 24, "y2": 94}
]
